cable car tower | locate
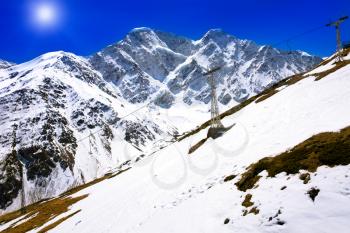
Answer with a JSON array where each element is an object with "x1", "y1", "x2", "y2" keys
[
  {"x1": 203, "y1": 66, "x2": 226, "y2": 139},
  {"x1": 326, "y1": 16, "x2": 348, "y2": 62}
]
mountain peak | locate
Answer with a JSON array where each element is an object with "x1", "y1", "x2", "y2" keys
[
  {"x1": 203, "y1": 28, "x2": 232, "y2": 39},
  {"x1": 125, "y1": 27, "x2": 165, "y2": 48},
  {"x1": 129, "y1": 27, "x2": 154, "y2": 34},
  {"x1": 200, "y1": 28, "x2": 235, "y2": 47}
]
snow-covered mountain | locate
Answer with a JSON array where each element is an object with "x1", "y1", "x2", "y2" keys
[
  {"x1": 90, "y1": 27, "x2": 322, "y2": 105},
  {"x1": 0, "y1": 59, "x2": 14, "y2": 69},
  {"x1": 1, "y1": 48, "x2": 348, "y2": 233},
  {"x1": 0, "y1": 51, "x2": 177, "y2": 213},
  {"x1": 0, "y1": 28, "x2": 322, "y2": 214}
]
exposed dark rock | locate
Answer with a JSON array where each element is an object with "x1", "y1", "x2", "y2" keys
[
  {"x1": 0, "y1": 151, "x2": 22, "y2": 209},
  {"x1": 307, "y1": 187, "x2": 320, "y2": 202}
]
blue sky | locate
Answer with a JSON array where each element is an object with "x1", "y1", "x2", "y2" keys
[{"x1": 1, "y1": 0, "x2": 349, "y2": 63}]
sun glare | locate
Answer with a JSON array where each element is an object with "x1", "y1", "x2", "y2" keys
[
  {"x1": 36, "y1": 4, "x2": 56, "y2": 24},
  {"x1": 28, "y1": 2, "x2": 63, "y2": 31}
]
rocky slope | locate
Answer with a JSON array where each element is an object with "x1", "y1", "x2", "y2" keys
[{"x1": 0, "y1": 51, "x2": 176, "y2": 214}]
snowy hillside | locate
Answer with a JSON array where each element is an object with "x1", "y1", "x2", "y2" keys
[
  {"x1": 0, "y1": 51, "x2": 177, "y2": 214},
  {"x1": 1, "y1": 49, "x2": 348, "y2": 232},
  {"x1": 0, "y1": 28, "x2": 322, "y2": 215}
]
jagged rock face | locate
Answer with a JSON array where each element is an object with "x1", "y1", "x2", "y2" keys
[
  {"x1": 153, "y1": 90, "x2": 175, "y2": 108},
  {"x1": 0, "y1": 151, "x2": 21, "y2": 209},
  {"x1": 90, "y1": 28, "x2": 189, "y2": 103},
  {"x1": 0, "y1": 52, "x2": 175, "y2": 213},
  {"x1": 90, "y1": 28, "x2": 322, "y2": 105}
]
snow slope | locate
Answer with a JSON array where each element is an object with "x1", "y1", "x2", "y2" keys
[{"x1": 4, "y1": 51, "x2": 348, "y2": 232}]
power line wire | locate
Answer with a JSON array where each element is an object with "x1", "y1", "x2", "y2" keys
[{"x1": 271, "y1": 25, "x2": 327, "y2": 47}]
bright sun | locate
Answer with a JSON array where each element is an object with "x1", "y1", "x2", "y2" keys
[
  {"x1": 35, "y1": 4, "x2": 56, "y2": 25},
  {"x1": 36, "y1": 5, "x2": 55, "y2": 23},
  {"x1": 28, "y1": 1, "x2": 64, "y2": 32}
]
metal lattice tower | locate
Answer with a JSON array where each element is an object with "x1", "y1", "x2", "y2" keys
[
  {"x1": 203, "y1": 67, "x2": 224, "y2": 129},
  {"x1": 326, "y1": 16, "x2": 348, "y2": 62}
]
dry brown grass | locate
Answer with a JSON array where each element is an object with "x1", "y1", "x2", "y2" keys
[
  {"x1": 255, "y1": 89, "x2": 279, "y2": 103},
  {"x1": 249, "y1": 206, "x2": 260, "y2": 215},
  {"x1": 241, "y1": 193, "x2": 259, "y2": 216},
  {"x1": 0, "y1": 195, "x2": 87, "y2": 233},
  {"x1": 223, "y1": 174, "x2": 236, "y2": 182},
  {"x1": 0, "y1": 168, "x2": 130, "y2": 233},
  {"x1": 236, "y1": 126, "x2": 350, "y2": 192},
  {"x1": 299, "y1": 173, "x2": 311, "y2": 184},
  {"x1": 313, "y1": 59, "x2": 350, "y2": 81},
  {"x1": 313, "y1": 48, "x2": 350, "y2": 69},
  {"x1": 188, "y1": 138, "x2": 208, "y2": 154},
  {"x1": 242, "y1": 194, "x2": 254, "y2": 208},
  {"x1": 308, "y1": 48, "x2": 350, "y2": 81},
  {"x1": 37, "y1": 210, "x2": 81, "y2": 233}
]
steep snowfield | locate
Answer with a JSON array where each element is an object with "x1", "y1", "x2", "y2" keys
[{"x1": 5, "y1": 52, "x2": 348, "y2": 232}]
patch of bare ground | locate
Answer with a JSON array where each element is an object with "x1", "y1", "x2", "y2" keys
[
  {"x1": 188, "y1": 138, "x2": 208, "y2": 154},
  {"x1": 37, "y1": 210, "x2": 81, "y2": 233},
  {"x1": 0, "y1": 168, "x2": 130, "y2": 233},
  {"x1": 0, "y1": 195, "x2": 87, "y2": 233},
  {"x1": 299, "y1": 173, "x2": 311, "y2": 184},
  {"x1": 313, "y1": 48, "x2": 350, "y2": 69},
  {"x1": 307, "y1": 187, "x2": 320, "y2": 202},
  {"x1": 236, "y1": 126, "x2": 350, "y2": 192},
  {"x1": 223, "y1": 174, "x2": 237, "y2": 182},
  {"x1": 307, "y1": 48, "x2": 350, "y2": 81},
  {"x1": 314, "y1": 59, "x2": 350, "y2": 81},
  {"x1": 241, "y1": 194, "x2": 260, "y2": 216},
  {"x1": 242, "y1": 194, "x2": 254, "y2": 208},
  {"x1": 255, "y1": 89, "x2": 279, "y2": 103}
]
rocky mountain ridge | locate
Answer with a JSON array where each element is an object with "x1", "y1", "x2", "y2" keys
[{"x1": 90, "y1": 27, "x2": 322, "y2": 106}]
